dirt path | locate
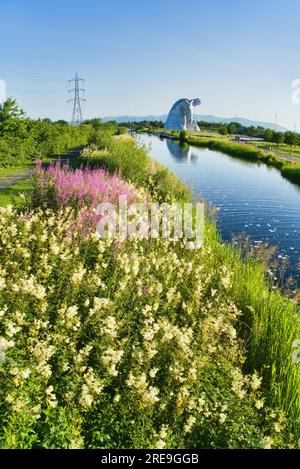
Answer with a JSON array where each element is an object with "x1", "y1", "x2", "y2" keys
[
  {"x1": 0, "y1": 147, "x2": 82, "y2": 190},
  {"x1": 0, "y1": 169, "x2": 34, "y2": 190}
]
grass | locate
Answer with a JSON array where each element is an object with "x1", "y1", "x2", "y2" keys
[
  {"x1": 0, "y1": 177, "x2": 33, "y2": 206},
  {"x1": 209, "y1": 230, "x2": 300, "y2": 430}
]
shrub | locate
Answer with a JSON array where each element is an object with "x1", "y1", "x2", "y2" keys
[
  {"x1": 0, "y1": 206, "x2": 291, "y2": 448},
  {"x1": 179, "y1": 130, "x2": 188, "y2": 143}
]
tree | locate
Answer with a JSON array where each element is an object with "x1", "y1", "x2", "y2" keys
[
  {"x1": 273, "y1": 132, "x2": 285, "y2": 151},
  {"x1": 84, "y1": 118, "x2": 102, "y2": 130},
  {"x1": 0, "y1": 98, "x2": 26, "y2": 138},
  {"x1": 55, "y1": 120, "x2": 69, "y2": 126},
  {"x1": 227, "y1": 123, "x2": 236, "y2": 135},
  {"x1": 285, "y1": 132, "x2": 298, "y2": 156},
  {"x1": 218, "y1": 125, "x2": 228, "y2": 135},
  {"x1": 264, "y1": 129, "x2": 274, "y2": 143}
]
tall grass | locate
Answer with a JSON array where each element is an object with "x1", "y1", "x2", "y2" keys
[{"x1": 205, "y1": 225, "x2": 300, "y2": 431}]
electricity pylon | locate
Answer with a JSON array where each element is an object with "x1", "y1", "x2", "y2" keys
[{"x1": 68, "y1": 72, "x2": 86, "y2": 125}]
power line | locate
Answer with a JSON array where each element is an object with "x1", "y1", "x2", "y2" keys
[
  {"x1": 0, "y1": 67, "x2": 67, "y2": 81},
  {"x1": 7, "y1": 87, "x2": 65, "y2": 94},
  {"x1": 67, "y1": 72, "x2": 86, "y2": 125}
]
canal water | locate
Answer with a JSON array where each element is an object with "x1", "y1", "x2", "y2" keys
[{"x1": 138, "y1": 133, "x2": 300, "y2": 285}]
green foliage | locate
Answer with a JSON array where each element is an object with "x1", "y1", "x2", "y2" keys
[
  {"x1": 116, "y1": 126, "x2": 127, "y2": 135},
  {"x1": 274, "y1": 132, "x2": 285, "y2": 148},
  {"x1": 281, "y1": 163, "x2": 300, "y2": 184},
  {"x1": 179, "y1": 130, "x2": 188, "y2": 143},
  {"x1": 0, "y1": 98, "x2": 26, "y2": 139},
  {"x1": 218, "y1": 125, "x2": 229, "y2": 136},
  {"x1": 0, "y1": 99, "x2": 92, "y2": 168},
  {"x1": 0, "y1": 207, "x2": 292, "y2": 448},
  {"x1": 87, "y1": 121, "x2": 117, "y2": 150}
]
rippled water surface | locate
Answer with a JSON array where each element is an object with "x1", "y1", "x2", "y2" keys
[{"x1": 138, "y1": 133, "x2": 300, "y2": 284}]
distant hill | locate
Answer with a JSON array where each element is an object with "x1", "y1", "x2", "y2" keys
[{"x1": 102, "y1": 114, "x2": 287, "y2": 132}]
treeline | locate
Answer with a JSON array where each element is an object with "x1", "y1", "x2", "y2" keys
[
  {"x1": 198, "y1": 120, "x2": 300, "y2": 147},
  {"x1": 119, "y1": 120, "x2": 164, "y2": 130},
  {"x1": 128, "y1": 119, "x2": 300, "y2": 148},
  {"x1": 0, "y1": 98, "x2": 92, "y2": 167}
]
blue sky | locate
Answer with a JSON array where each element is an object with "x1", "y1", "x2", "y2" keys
[{"x1": 1, "y1": 0, "x2": 300, "y2": 129}]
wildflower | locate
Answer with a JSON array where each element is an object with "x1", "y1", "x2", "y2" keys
[
  {"x1": 274, "y1": 422, "x2": 282, "y2": 433},
  {"x1": 102, "y1": 316, "x2": 118, "y2": 339},
  {"x1": 262, "y1": 436, "x2": 273, "y2": 449},
  {"x1": 46, "y1": 385, "x2": 57, "y2": 408},
  {"x1": 144, "y1": 386, "x2": 159, "y2": 405},
  {"x1": 0, "y1": 277, "x2": 6, "y2": 290},
  {"x1": 198, "y1": 397, "x2": 205, "y2": 408},
  {"x1": 6, "y1": 321, "x2": 21, "y2": 337},
  {"x1": 159, "y1": 425, "x2": 168, "y2": 440},
  {"x1": 102, "y1": 348, "x2": 124, "y2": 376},
  {"x1": 80, "y1": 384, "x2": 93, "y2": 408},
  {"x1": 220, "y1": 266, "x2": 232, "y2": 289},
  {"x1": 50, "y1": 243, "x2": 60, "y2": 255},
  {"x1": 20, "y1": 369, "x2": 31, "y2": 380},
  {"x1": 255, "y1": 399, "x2": 264, "y2": 410},
  {"x1": 93, "y1": 297, "x2": 111, "y2": 309},
  {"x1": 155, "y1": 439, "x2": 166, "y2": 449},
  {"x1": 250, "y1": 372, "x2": 262, "y2": 390},
  {"x1": 71, "y1": 265, "x2": 86, "y2": 284},
  {"x1": 149, "y1": 368, "x2": 158, "y2": 378},
  {"x1": 65, "y1": 305, "x2": 81, "y2": 331},
  {"x1": 219, "y1": 413, "x2": 227, "y2": 424},
  {"x1": 184, "y1": 415, "x2": 197, "y2": 434},
  {"x1": 0, "y1": 305, "x2": 8, "y2": 318},
  {"x1": 0, "y1": 337, "x2": 15, "y2": 350}
]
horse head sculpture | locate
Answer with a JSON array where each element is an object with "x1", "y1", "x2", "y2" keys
[{"x1": 165, "y1": 98, "x2": 201, "y2": 132}]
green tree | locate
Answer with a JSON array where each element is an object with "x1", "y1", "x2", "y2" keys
[
  {"x1": 285, "y1": 132, "x2": 298, "y2": 156},
  {"x1": 264, "y1": 129, "x2": 274, "y2": 143},
  {"x1": 273, "y1": 132, "x2": 285, "y2": 151},
  {"x1": 218, "y1": 125, "x2": 228, "y2": 135},
  {"x1": 0, "y1": 98, "x2": 26, "y2": 138},
  {"x1": 227, "y1": 123, "x2": 236, "y2": 134}
]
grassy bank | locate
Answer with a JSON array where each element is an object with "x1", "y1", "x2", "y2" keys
[
  {"x1": 145, "y1": 129, "x2": 300, "y2": 187},
  {"x1": 81, "y1": 135, "x2": 300, "y2": 442}
]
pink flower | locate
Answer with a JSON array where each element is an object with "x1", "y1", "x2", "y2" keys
[{"x1": 34, "y1": 163, "x2": 143, "y2": 236}]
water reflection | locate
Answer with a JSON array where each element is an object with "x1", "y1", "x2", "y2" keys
[
  {"x1": 166, "y1": 140, "x2": 192, "y2": 162},
  {"x1": 139, "y1": 133, "x2": 300, "y2": 285}
]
